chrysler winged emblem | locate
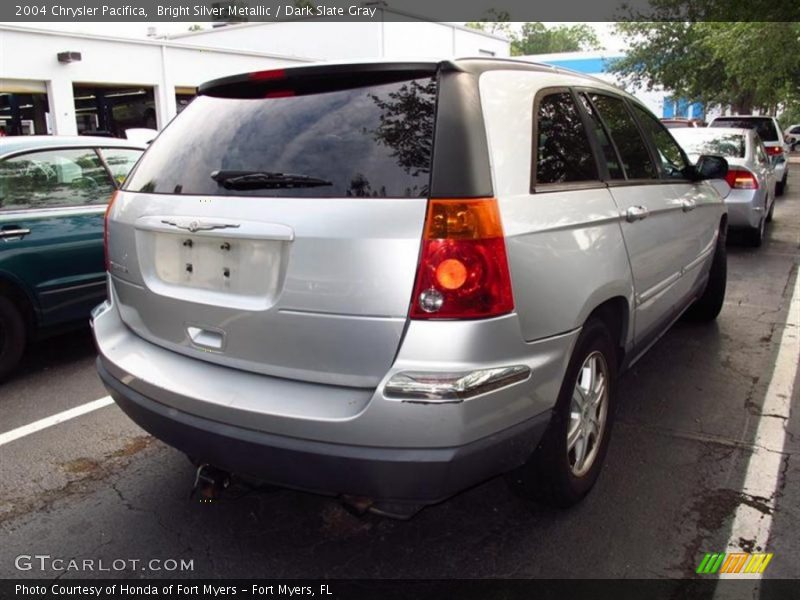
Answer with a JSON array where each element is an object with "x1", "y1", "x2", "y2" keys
[{"x1": 161, "y1": 218, "x2": 241, "y2": 233}]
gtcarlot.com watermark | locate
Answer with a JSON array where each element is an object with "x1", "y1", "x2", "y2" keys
[{"x1": 15, "y1": 554, "x2": 194, "y2": 573}]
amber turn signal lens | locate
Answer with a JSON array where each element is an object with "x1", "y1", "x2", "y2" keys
[
  {"x1": 435, "y1": 258, "x2": 468, "y2": 290},
  {"x1": 424, "y1": 198, "x2": 504, "y2": 240}
]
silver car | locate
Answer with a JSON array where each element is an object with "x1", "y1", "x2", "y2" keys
[
  {"x1": 672, "y1": 127, "x2": 776, "y2": 247},
  {"x1": 709, "y1": 115, "x2": 789, "y2": 196},
  {"x1": 92, "y1": 59, "x2": 729, "y2": 517}
]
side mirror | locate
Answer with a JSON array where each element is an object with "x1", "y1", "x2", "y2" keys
[{"x1": 695, "y1": 155, "x2": 729, "y2": 180}]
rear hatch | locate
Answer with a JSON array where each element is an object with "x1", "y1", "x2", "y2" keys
[{"x1": 107, "y1": 64, "x2": 443, "y2": 388}]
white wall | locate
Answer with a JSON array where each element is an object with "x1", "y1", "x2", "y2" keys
[
  {"x1": 171, "y1": 20, "x2": 510, "y2": 59},
  {"x1": 0, "y1": 25, "x2": 309, "y2": 135}
]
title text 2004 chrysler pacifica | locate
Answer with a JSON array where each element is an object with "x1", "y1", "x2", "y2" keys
[{"x1": 92, "y1": 59, "x2": 730, "y2": 517}]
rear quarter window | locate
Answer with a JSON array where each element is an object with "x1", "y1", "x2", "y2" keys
[{"x1": 125, "y1": 77, "x2": 437, "y2": 198}]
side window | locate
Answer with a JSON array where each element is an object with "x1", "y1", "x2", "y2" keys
[
  {"x1": 0, "y1": 148, "x2": 114, "y2": 211},
  {"x1": 577, "y1": 93, "x2": 625, "y2": 179},
  {"x1": 632, "y1": 104, "x2": 689, "y2": 179},
  {"x1": 586, "y1": 93, "x2": 659, "y2": 180},
  {"x1": 100, "y1": 148, "x2": 143, "y2": 186},
  {"x1": 534, "y1": 91, "x2": 598, "y2": 186},
  {"x1": 791, "y1": 126, "x2": 800, "y2": 134}
]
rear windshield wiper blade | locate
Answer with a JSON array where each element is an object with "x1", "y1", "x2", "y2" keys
[{"x1": 211, "y1": 170, "x2": 333, "y2": 190}]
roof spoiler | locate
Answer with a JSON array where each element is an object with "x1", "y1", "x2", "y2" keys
[{"x1": 199, "y1": 61, "x2": 462, "y2": 99}]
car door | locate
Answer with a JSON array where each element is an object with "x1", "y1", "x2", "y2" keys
[
  {"x1": 577, "y1": 91, "x2": 687, "y2": 346},
  {"x1": 0, "y1": 146, "x2": 117, "y2": 329},
  {"x1": 630, "y1": 103, "x2": 721, "y2": 306}
]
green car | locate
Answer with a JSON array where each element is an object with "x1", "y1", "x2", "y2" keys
[{"x1": 0, "y1": 136, "x2": 144, "y2": 380}]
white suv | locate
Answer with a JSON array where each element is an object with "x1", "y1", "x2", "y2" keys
[{"x1": 92, "y1": 59, "x2": 729, "y2": 517}]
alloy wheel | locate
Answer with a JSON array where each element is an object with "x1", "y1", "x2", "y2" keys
[{"x1": 567, "y1": 351, "x2": 609, "y2": 477}]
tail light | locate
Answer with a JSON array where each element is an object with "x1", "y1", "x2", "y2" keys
[
  {"x1": 410, "y1": 198, "x2": 514, "y2": 319},
  {"x1": 725, "y1": 168, "x2": 759, "y2": 190},
  {"x1": 765, "y1": 145, "x2": 783, "y2": 157},
  {"x1": 104, "y1": 190, "x2": 119, "y2": 271}
]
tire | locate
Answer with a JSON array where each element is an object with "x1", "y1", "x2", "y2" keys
[
  {"x1": 505, "y1": 318, "x2": 617, "y2": 508},
  {"x1": 684, "y1": 225, "x2": 727, "y2": 322},
  {"x1": 0, "y1": 295, "x2": 26, "y2": 382},
  {"x1": 746, "y1": 216, "x2": 765, "y2": 248},
  {"x1": 766, "y1": 197, "x2": 775, "y2": 223},
  {"x1": 776, "y1": 177, "x2": 785, "y2": 197}
]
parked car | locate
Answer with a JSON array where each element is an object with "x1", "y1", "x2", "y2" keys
[
  {"x1": 785, "y1": 124, "x2": 800, "y2": 151},
  {"x1": 671, "y1": 127, "x2": 775, "y2": 247},
  {"x1": 93, "y1": 59, "x2": 729, "y2": 517},
  {"x1": 0, "y1": 136, "x2": 144, "y2": 379},
  {"x1": 660, "y1": 118, "x2": 706, "y2": 128},
  {"x1": 709, "y1": 116, "x2": 789, "y2": 195}
]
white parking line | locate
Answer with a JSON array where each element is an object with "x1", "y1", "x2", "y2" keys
[
  {"x1": 0, "y1": 396, "x2": 114, "y2": 447},
  {"x1": 720, "y1": 272, "x2": 800, "y2": 579}
]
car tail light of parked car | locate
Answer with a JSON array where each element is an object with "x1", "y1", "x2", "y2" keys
[
  {"x1": 764, "y1": 145, "x2": 784, "y2": 157},
  {"x1": 410, "y1": 197, "x2": 514, "y2": 319},
  {"x1": 725, "y1": 168, "x2": 759, "y2": 190}
]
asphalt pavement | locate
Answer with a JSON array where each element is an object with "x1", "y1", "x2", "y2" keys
[{"x1": 1, "y1": 167, "x2": 798, "y2": 584}]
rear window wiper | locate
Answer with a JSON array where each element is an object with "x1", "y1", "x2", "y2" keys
[{"x1": 211, "y1": 170, "x2": 333, "y2": 190}]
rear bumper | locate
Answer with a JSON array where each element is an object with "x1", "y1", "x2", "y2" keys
[
  {"x1": 98, "y1": 357, "x2": 550, "y2": 504},
  {"x1": 725, "y1": 188, "x2": 765, "y2": 229}
]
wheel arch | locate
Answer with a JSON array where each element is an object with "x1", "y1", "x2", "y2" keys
[{"x1": 0, "y1": 272, "x2": 39, "y2": 337}]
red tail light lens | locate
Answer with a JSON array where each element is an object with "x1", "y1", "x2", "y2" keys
[
  {"x1": 410, "y1": 198, "x2": 514, "y2": 320},
  {"x1": 104, "y1": 190, "x2": 119, "y2": 271},
  {"x1": 725, "y1": 169, "x2": 758, "y2": 190},
  {"x1": 765, "y1": 145, "x2": 783, "y2": 156}
]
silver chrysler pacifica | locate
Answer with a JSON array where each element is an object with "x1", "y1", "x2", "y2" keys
[{"x1": 92, "y1": 59, "x2": 730, "y2": 517}]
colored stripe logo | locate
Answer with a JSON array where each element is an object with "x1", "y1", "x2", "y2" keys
[{"x1": 696, "y1": 552, "x2": 773, "y2": 574}]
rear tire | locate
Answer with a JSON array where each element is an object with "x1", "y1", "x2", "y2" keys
[
  {"x1": 0, "y1": 295, "x2": 26, "y2": 382},
  {"x1": 505, "y1": 318, "x2": 617, "y2": 508},
  {"x1": 684, "y1": 225, "x2": 727, "y2": 322},
  {"x1": 776, "y1": 177, "x2": 786, "y2": 197},
  {"x1": 746, "y1": 217, "x2": 765, "y2": 248}
]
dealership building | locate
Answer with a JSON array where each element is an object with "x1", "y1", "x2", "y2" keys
[
  {"x1": 0, "y1": 18, "x2": 508, "y2": 137},
  {"x1": 1, "y1": 22, "x2": 698, "y2": 138}
]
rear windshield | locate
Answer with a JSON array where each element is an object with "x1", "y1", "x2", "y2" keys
[
  {"x1": 710, "y1": 117, "x2": 778, "y2": 142},
  {"x1": 671, "y1": 130, "x2": 746, "y2": 159},
  {"x1": 125, "y1": 77, "x2": 436, "y2": 197}
]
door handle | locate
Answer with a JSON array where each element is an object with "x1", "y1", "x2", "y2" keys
[
  {"x1": 0, "y1": 227, "x2": 31, "y2": 239},
  {"x1": 625, "y1": 206, "x2": 649, "y2": 222},
  {"x1": 681, "y1": 200, "x2": 696, "y2": 212}
]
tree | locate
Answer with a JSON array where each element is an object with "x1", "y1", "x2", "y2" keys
[
  {"x1": 466, "y1": 20, "x2": 602, "y2": 56},
  {"x1": 187, "y1": 24, "x2": 203, "y2": 32},
  {"x1": 610, "y1": 22, "x2": 800, "y2": 114},
  {"x1": 510, "y1": 23, "x2": 602, "y2": 55}
]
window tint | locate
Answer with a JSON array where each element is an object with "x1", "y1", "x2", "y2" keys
[
  {"x1": 126, "y1": 77, "x2": 437, "y2": 198},
  {"x1": 0, "y1": 148, "x2": 114, "y2": 211},
  {"x1": 632, "y1": 105, "x2": 689, "y2": 179},
  {"x1": 710, "y1": 117, "x2": 779, "y2": 142},
  {"x1": 534, "y1": 92, "x2": 597, "y2": 185},
  {"x1": 790, "y1": 126, "x2": 800, "y2": 134},
  {"x1": 100, "y1": 148, "x2": 143, "y2": 186},
  {"x1": 577, "y1": 93, "x2": 624, "y2": 179},
  {"x1": 586, "y1": 94, "x2": 658, "y2": 180}
]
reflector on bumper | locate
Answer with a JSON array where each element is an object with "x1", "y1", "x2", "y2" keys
[{"x1": 384, "y1": 365, "x2": 530, "y2": 402}]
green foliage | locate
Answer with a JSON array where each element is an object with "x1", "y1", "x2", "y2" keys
[
  {"x1": 465, "y1": 19, "x2": 601, "y2": 56},
  {"x1": 510, "y1": 23, "x2": 602, "y2": 56},
  {"x1": 187, "y1": 24, "x2": 203, "y2": 32},
  {"x1": 611, "y1": 22, "x2": 800, "y2": 114}
]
